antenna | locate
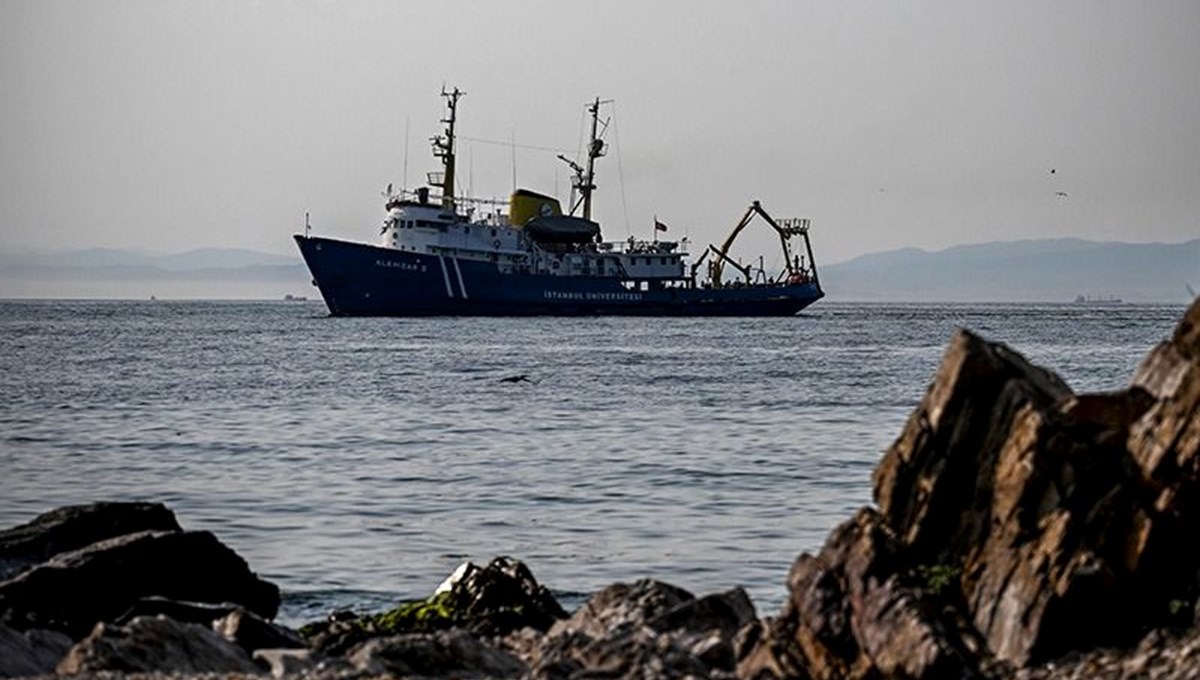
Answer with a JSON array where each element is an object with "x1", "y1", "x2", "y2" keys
[
  {"x1": 402, "y1": 116, "x2": 410, "y2": 191},
  {"x1": 510, "y1": 128, "x2": 517, "y2": 193},
  {"x1": 304, "y1": 212, "x2": 311, "y2": 239}
]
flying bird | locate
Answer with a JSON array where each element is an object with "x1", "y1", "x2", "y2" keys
[{"x1": 1055, "y1": 191, "x2": 1068, "y2": 199}]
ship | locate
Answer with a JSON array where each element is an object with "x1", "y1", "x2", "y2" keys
[{"x1": 295, "y1": 89, "x2": 824, "y2": 316}]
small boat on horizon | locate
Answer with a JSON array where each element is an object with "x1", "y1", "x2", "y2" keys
[
  {"x1": 295, "y1": 89, "x2": 824, "y2": 317},
  {"x1": 1073, "y1": 294, "x2": 1123, "y2": 305}
]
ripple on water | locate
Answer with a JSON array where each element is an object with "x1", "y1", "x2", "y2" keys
[{"x1": 0, "y1": 300, "x2": 1186, "y2": 621}]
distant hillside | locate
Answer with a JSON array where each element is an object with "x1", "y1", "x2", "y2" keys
[
  {"x1": 821, "y1": 238, "x2": 1200, "y2": 303},
  {"x1": 2, "y1": 240, "x2": 1197, "y2": 302},
  {"x1": 0, "y1": 247, "x2": 310, "y2": 299}
]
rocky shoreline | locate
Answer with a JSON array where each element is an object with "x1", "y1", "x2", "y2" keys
[{"x1": 3, "y1": 298, "x2": 1198, "y2": 679}]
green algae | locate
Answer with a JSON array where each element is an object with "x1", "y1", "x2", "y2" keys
[{"x1": 369, "y1": 590, "x2": 459, "y2": 633}]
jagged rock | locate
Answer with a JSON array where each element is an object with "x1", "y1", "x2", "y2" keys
[
  {"x1": 304, "y1": 556, "x2": 565, "y2": 655},
  {"x1": 649, "y1": 587, "x2": 757, "y2": 638},
  {"x1": 552, "y1": 579, "x2": 695, "y2": 639},
  {"x1": 0, "y1": 502, "x2": 180, "y2": 581},
  {"x1": 56, "y1": 615, "x2": 261, "y2": 674},
  {"x1": 870, "y1": 301, "x2": 1200, "y2": 666},
  {"x1": 1016, "y1": 625, "x2": 1200, "y2": 680},
  {"x1": 348, "y1": 629, "x2": 526, "y2": 677},
  {"x1": 738, "y1": 509, "x2": 986, "y2": 680},
  {"x1": 446, "y1": 556, "x2": 569, "y2": 636},
  {"x1": 521, "y1": 579, "x2": 755, "y2": 679},
  {"x1": 743, "y1": 300, "x2": 1200, "y2": 677},
  {"x1": 0, "y1": 529, "x2": 279, "y2": 638},
  {"x1": 0, "y1": 622, "x2": 72, "y2": 677},
  {"x1": 214, "y1": 608, "x2": 306, "y2": 654}
]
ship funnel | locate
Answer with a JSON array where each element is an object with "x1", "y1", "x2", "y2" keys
[{"x1": 509, "y1": 189, "x2": 562, "y2": 227}]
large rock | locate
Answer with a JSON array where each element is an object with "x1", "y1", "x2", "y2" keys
[
  {"x1": 743, "y1": 298, "x2": 1200, "y2": 677},
  {"x1": 0, "y1": 529, "x2": 279, "y2": 638},
  {"x1": 522, "y1": 579, "x2": 758, "y2": 679},
  {"x1": 0, "y1": 502, "x2": 180, "y2": 581},
  {"x1": 348, "y1": 629, "x2": 526, "y2": 677},
  {"x1": 872, "y1": 301, "x2": 1200, "y2": 665},
  {"x1": 56, "y1": 615, "x2": 260, "y2": 674},
  {"x1": 0, "y1": 622, "x2": 72, "y2": 677},
  {"x1": 737, "y1": 509, "x2": 986, "y2": 680}
]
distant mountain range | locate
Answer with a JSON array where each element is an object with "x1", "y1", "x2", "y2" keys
[
  {"x1": 0, "y1": 239, "x2": 1196, "y2": 302},
  {"x1": 820, "y1": 238, "x2": 1199, "y2": 303},
  {"x1": 0, "y1": 247, "x2": 310, "y2": 299}
]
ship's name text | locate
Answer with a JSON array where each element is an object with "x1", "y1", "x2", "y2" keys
[
  {"x1": 375, "y1": 259, "x2": 425, "y2": 272},
  {"x1": 543, "y1": 290, "x2": 643, "y2": 302}
]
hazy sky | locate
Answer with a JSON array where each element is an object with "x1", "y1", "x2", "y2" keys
[{"x1": 2, "y1": 1, "x2": 1197, "y2": 265}]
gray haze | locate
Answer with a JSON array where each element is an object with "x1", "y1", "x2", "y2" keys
[{"x1": 2, "y1": 1, "x2": 1198, "y2": 270}]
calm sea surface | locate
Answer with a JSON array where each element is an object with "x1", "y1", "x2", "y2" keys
[{"x1": 0, "y1": 300, "x2": 1186, "y2": 624}]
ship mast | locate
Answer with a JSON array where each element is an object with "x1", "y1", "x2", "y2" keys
[
  {"x1": 559, "y1": 97, "x2": 610, "y2": 221},
  {"x1": 431, "y1": 87, "x2": 463, "y2": 212}
]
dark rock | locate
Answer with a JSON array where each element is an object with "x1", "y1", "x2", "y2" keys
[
  {"x1": 649, "y1": 587, "x2": 757, "y2": 638},
  {"x1": 0, "y1": 529, "x2": 279, "y2": 638},
  {"x1": 253, "y1": 648, "x2": 326, "y2": 678},
  {"x1": 520, "y1": 579, "x2": 752, "y2": 679},
  {"x1": 446, "y1": 556, "x2": 569, "y2": 637},
  {"x1": 741, "y1": 299, "x2": 1200, "y2": 677},
  {"x1": 348, "y1": 629, "x2": 526, "y2": 677},
  {"x1": 870, "y1": 301, "x2": 1200, "y2": 666},
  {"x1": 1016, "y1": 625, "x2": 1200, "y2": 680},
  {"x1": 738, "y1": 508, "x2": 986, "y2": 680},
  {"x1": 552, "y1": 578, "x2": 694, "y2": 639},
  {"x1": 0, "y1": 622, "x2": 72, "y2": 678},
  {"x1": 56, "y1": 615, "x2": 260, "y2": 674},
  {"x1": 305, "y1": 556, "x2": 566, "y2": 655},
  {"x1": 0, "y1": 502, "x2": 179, "y2": 581},
  {"x1": 114, "y1": 595, "x2": 244, "y2": 626},
  {"x1": 214, "y1": 608, "x2": 306, "y2": 654}
]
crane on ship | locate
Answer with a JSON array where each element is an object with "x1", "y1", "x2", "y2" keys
[{"x1": 691, "y1": 201, "x2": 821, "y2": 289}]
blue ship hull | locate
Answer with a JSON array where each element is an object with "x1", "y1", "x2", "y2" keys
[{"x1": 295, "y1": 235, "x2": 824, "y2": 317}]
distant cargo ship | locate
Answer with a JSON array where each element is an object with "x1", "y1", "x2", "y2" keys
[
  {"x1": 295, "y1": 89, "x2": 824, "y2": 316},
  {"x1": 1073, "y1": 295, "x2": 1123, "y2": 305}
]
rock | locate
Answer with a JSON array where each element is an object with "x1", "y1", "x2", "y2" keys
[
  {"x1": 0, "y1": 529, "x2": 279, "y2": 638},
  {"x1": 521, "y1": 579, "x2": 754, "y2": 679},
  {"x1": 446, "y1": 556, "x2": 569, "y2": 636},
  {"x1": 0, "y1": 502, "x2": 179, "y2": 581},
  {"x1": 214, "y1": 608, "x2": 306, "y2": 654},
  {"x1": 648, "y1": 587, "x2": 757, "y2": 638},
  {"x1": 56, "y1": 615, "x2": 261, "y2": 674},
  {"x1": 551, "y1": 579, "x2": 695, "y2": 639},
  {"x1": 114, "y1": 595, "x2": 244, "y2": 626},
  {"x1": 348, "y1": 629, "x2": 526, "y2": 677},
  {"x1": 869, "y1": 302, "x2": 1200, "y2": 666},
  {"x1": 253, "y1": 648, "x2": 325, "y2": 678},
  {"x1": 1016, "y1": 625, "x2": 1200, "y2": 680},
  {"x1": 305, "y1": 556, "x2": 566, "y2": 655},
  {"x1": 741, "y1": 300, "x2": 1200, "y2": 677},
  {"x1": 0, "y1": 622, "x2": 72, "y2": 677},
  {"x1": 738, "y1": 508, "x2": 986, "y2": 680}
]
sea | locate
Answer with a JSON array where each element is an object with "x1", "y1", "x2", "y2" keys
[{"x1": 0, "y1": 300, "x2": 1187, "y2": 625}]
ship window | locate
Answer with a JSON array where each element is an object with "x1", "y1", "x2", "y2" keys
[
  {"x1": 491, "y1": 228, "x2": 497, "y2": 237},
  {"x1": 661, "y1": 257, "x2": 667, "y2": 265},
  {"x1": 465, "y1": 226, "x2": 471, "y2": 234}
]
